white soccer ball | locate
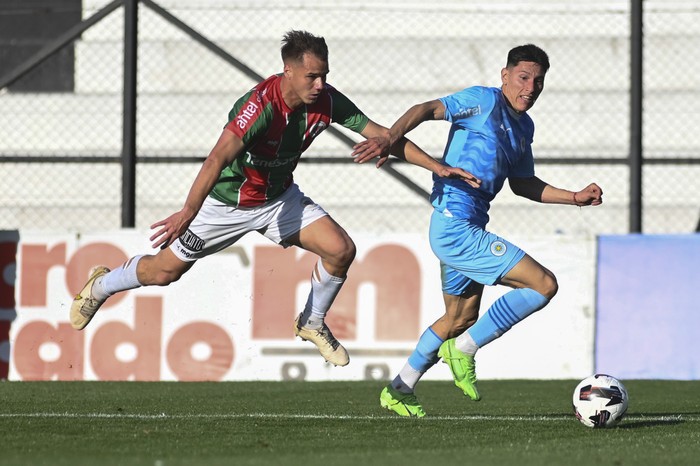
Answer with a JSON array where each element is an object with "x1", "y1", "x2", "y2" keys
[{"x1": 572, "y1": 373, "x2": 629, "y2": 428}]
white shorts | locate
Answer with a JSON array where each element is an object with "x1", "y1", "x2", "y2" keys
[{"x1": 170, "y1": 183, "x2": 328, "y2": 262}]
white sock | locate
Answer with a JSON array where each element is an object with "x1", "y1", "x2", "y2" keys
[
  {"x1": 391, "y1": 363, "x2": 423, "y2": 393},
  {"x1": 455, "y1": 330, "x2": 479, "y2": 355},
  {"x1": 92, "y1": 255, "x2": 144, "y2": 300},
  {"x1": 299, "y1": 259, "x2": 344, "y2": 329}
]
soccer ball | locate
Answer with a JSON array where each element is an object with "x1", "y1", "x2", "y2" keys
[{"x1": 572, "y1": 373, "x2": 629, "y2": 428}]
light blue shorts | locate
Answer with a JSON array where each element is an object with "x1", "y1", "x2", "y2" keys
[{"x1": 429, "y1": 209, "x2": 525, "y2": 295}]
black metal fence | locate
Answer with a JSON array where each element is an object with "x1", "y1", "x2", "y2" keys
[{"x1": 1, "y1": 0, "x2": 698, "y2": 236}]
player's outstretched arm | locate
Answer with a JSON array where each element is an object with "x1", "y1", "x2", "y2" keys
[
  {"x1": 509, "y1": 177, "x2": 603, "y2": 206},
  {"x1": 354, "y1": 119, "x2": 480, "y2": 188},
  {"x1": 150, "y1": 129, "x2": 245, "y2": 249},
  {"x1": 352, "y1": 100, "x2": 445, "y2": 166}
]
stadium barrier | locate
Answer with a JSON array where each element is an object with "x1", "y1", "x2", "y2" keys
[
  {"x1": 7, "y1": 231, "x2": 596, "y2": 381},
  {"x1": 596, "y1": 234, "x2": 700, "y2": 380}
]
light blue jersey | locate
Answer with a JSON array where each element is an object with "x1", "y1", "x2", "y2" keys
[
  {"x1": 430, "y1": 86, "x2": 534, "y2": 292},
  {"x1": 431, "y1": 86, "x2": 535, "y2": 228}
]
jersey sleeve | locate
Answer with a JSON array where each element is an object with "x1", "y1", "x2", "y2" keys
[
  {"x1": 439, "y1": 86, "x2": 491, "y2": 125},
  {"x1": 328, "y1": 87, "x2": 369, "y2": 133},
  {"x1": 224, "y1": 89, "x2": 272, "y2": 145}
]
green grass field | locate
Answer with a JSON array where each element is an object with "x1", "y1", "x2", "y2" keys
[{"x1": 1, "y1": 380, "x2": 699, "y2": 466}]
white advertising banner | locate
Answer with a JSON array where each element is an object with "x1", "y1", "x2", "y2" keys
[{"x1": 7, "y1": 231, "x2": 595, "y2": 381}]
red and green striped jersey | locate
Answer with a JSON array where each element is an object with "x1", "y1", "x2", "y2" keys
[{"x1": 209, "y1": 74, "x2": 369, "y2": 207}]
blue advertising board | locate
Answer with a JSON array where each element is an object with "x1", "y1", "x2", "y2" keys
[{"x1": 596, "y1": 234, "x2": 700, "y2": 379}]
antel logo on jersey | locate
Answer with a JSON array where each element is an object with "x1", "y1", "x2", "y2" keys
[
  {"x1": 455, "y1": 105, "x2": 481, "y2": 119},
  {"x1": 236, "y1": 102, "x2": 259, "y2": 129},
  {"x1": 490, "y1": 240, "x2": 507, "y2": 257},
  {"x1": 180, "y1": 229, "x2": 205, "y2": 252}
]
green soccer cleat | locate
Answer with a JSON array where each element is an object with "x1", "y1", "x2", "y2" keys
[
  {"x1": 379, "y1": 384, "x2": 426, "y2": 418},
  {"x1": 438, "y1": 338, "x2": 481, "y2": 401}
]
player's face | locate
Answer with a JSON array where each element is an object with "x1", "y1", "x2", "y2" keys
[
  {"x1": 283, "y1": 52, "x2": 328, "y2": 108},
  {"x1": 501, "y1": 61, "x2": 546, "y2": 113}
]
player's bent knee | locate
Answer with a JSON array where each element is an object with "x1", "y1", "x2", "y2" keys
[
  {"x1": 542, "y1": 274, "x2": 559, "y2": 300},
  {"x1": 340, "y1": 241, "x2": 356, "y2": 265},
  {"x1": 329, "y1": 239, "x2": 356, "y2": 267}
]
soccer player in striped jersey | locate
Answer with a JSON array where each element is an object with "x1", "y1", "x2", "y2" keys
[
  {"x1": 353, "y1": 44, "x2": 603, "y2": 416},
  {"x1": 70, "y1": 30, "x2": 479, "y2": 368}
]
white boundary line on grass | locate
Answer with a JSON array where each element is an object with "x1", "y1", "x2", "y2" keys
[{"x1": 0, "y1": 412, "x2": 697, "y2": 422}]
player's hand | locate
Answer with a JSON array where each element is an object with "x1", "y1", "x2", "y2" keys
[
  {"x1": 352, "y1": 136, "x2": 392, "y2": 168},
  {"x1": 435, "y1": 166, "x2": 482, "y2": 189},
  {"x1": 574, "y1": 183, "x2": 604, "y2": 206},
  {"x1": 149, "y1": 209, "x2": 194, "y2": 250}
]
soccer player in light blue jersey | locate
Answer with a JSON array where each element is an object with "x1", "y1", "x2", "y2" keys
[{"x1": 353, "y1": 44, "x2": 603, "y2": 417}]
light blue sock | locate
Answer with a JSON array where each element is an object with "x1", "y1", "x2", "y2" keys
[
  {"x1": 468, "y1": 288, "x2": 549, "y2": 348},
  {"x1": 407, "y1": 327, "x2": 444, "y2": 372},
  {"x1": 392, "y1": 327, "x2": 444, "y2": 393}
]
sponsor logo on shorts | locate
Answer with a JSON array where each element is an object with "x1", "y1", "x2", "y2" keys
[
  {"x1": 180, "y1": 229, "x2": 205, "y2": 252},
  {"x1": 175, "y1": 245, "x2": 195, "y2": 259},
  {"x1": 490, "y1": 240, "x2": 507, "y2": 257}
]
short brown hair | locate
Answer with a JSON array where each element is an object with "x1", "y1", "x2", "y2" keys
[{"x1": 281, "y1": 30, "x2": 328, "y2": 63}]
